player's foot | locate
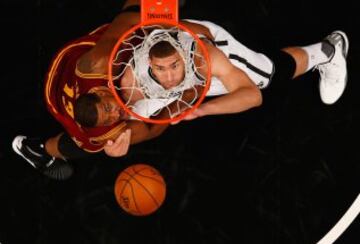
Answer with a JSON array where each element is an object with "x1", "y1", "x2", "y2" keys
[
  {"x1": 316, "y1": 30, "x2": 349, "y2": 105},
  {"x1": 12, "y1": 135, "x2": 73, "y2": 180}
]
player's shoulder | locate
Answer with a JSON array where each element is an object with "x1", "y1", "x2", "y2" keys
[
  {"x1": 76, "y1": 51, "x2": 108, "y2": 75},
  {"x1": 76, "y1": 52, "x2": 93, "y2": 73}
]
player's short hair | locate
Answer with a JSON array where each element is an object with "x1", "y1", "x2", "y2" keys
[
  {"x1": 149, "y1": 41, "x2": 177, "y2": 59},
  {"x1": 74, "y1": 93, "x2": 100, "y2": 127}
]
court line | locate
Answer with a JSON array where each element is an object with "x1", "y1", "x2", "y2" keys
[{"x1": 317, "y1": 194, "x2": 360, "y2": 244}]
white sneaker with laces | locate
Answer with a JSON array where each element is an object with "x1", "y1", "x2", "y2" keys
[{"x1": 316, "y1": 30, "x2": 349, "y2": 105}]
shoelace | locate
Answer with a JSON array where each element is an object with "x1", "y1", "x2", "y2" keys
[
  {"x1": 316, "y1": 62, "x2": 342, "y2": 81},
  {"x1": 314, "y1": 49, "x2": 345, "y2": 85}
]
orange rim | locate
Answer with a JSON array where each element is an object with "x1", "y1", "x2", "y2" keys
[{"x1": 108, "y1": 1, "x2": 211, "y2": 124}]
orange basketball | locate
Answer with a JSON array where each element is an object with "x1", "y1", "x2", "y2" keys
[{"x1": 114, "y1": 164, "x2": 166, "y2": 216}]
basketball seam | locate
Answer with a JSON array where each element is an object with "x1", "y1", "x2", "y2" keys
[
  {"x1": 121, "y1": 168, "x2": 148, "y2": 212},
  {"x1": 129, "y1": 181, "x2": 142, "y2": 215},
  {"x1": 116, "y1": 173, "x2": 142, "y2": 215},
  {"x1": 121, "y1": 166, "x2": 151, "y2": 176},
  {"x1": 119, "y1": 171, "x2": 132, "y2": 197},
  {"x1": 117, "y1": 178, "x2": 142, "y2": 215},
  {"x1": 134, "y1": 172, "x2": 165, "y2": 185},
  {"x1": 133, "y1": 175, "x2": 160, "y2": 207}
]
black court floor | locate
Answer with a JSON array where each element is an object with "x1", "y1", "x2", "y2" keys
[{"x1": 0, "y1": 0, "x2": 359, "y2": 243}]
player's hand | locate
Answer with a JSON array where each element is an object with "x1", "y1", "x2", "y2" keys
[
  {"x1": 171, "y1": 106, "x2": 206, "y2": 125},
  {"x1": 104, "y1": 129, "x2": 131, "y2": 157}
]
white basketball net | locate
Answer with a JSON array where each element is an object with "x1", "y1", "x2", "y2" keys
[{"x1": 110, "y1": 25, "x2": 208, "y2": 119}]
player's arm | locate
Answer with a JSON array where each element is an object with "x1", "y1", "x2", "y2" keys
[
  {"x1": 192, "y1": 43, "x2": 262, "y2": 117},
  {"x1": 125, "y1": 120, "x2": 169, "y2": 145},
  {"x1": 122, "y1": 0, "x2": 140, "y2": 9},
  {"x1": 180, "y1": 20, "x2": 214, "y2": 40},
  {"x1": 77, "y1": 0, "x2": 140, "y2": 74},
  {"x1": 119, "y1": 85, "x2": 206, "y2": 145},
  {"x1": 126, "y1": 91, "x2": 204, "y2": 144},
  {"x1": 165, "y1": 85, "x2": 204, "y2": 117},
  {"x1": 103, "y1": 83, "x2": 203, "y2": 157},
  {"x1": 111, "y1": 85, "x2": 203, "y2": 150},
  {"x1": 103, "y1": 119, "x2": 168, "y2": 157}
]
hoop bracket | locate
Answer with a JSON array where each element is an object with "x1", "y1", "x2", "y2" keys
[{"x1": 141, "y1": 0, "x2": 178, "y2": 23}]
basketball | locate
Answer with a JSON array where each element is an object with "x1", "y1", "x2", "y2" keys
[{"x1": 114, "y1": 164, "x2": 166, "y2": 216}]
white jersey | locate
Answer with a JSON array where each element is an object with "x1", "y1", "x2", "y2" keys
[{"x1": 131, "y1": 20, "x2": 275, "y2": 118}]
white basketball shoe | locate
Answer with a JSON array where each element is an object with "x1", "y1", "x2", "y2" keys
[{"x1": 316, "y1": 31, "x2": 349, "y2": 105}]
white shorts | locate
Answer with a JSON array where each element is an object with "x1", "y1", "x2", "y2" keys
[{"x1": 185, "y1": 19, "x2": 275, "y2": 95}]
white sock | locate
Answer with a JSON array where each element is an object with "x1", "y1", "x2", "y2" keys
[{"x1": 301, "y1": 42, "x2": 334, "y2": 71}]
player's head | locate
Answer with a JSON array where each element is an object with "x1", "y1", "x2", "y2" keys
[
  {"x1": 74, "y1": 87, "x2": 128, "y2": 127},
  {"x1": 149, "y1": 41, "x2": 185, "y2": 89}
]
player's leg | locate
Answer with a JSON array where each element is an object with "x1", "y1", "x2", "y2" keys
[
  {"x1": 281, "y1": 31, "x2": 349, "y2": 104},
  {"x1": 12, "y1": 134, "x2": 62, "y2": 169},
  {"x1": 45, "y1": 133, "x2": 66, "y2": 159},
  {"x1": 12, "y1": 133, "x2": 90, "y2": 180}
]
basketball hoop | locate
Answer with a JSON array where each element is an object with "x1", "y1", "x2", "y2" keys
[{"x1": 108, "y1": 0, "x2": 211, "y2": 124}]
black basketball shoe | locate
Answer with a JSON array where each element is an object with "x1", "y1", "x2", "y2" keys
[{"x1": 12, "y1": 135, "x2": 73, "y2": 180}]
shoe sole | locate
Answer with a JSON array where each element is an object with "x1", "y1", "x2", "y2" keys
[
  {"x1": 332, "y1": 30, "x2": 349, "y2": 57},
  {"x1": 320, "y1": 30, "x2": 349, "y2": 105},
  {"x1": 334, "y1": 30, "x2": 349, "y2": 98},
  {"x1": 12, "y1": 136, "x2": 37, "y2": 168}
]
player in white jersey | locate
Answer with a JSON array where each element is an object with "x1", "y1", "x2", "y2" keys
[{"x1": 121, "y1": 19, "x2": 348, "y2": 119}]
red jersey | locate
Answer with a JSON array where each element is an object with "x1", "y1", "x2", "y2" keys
[{"x1": 44, "y1": 25, "x2": 127, "y2": 152}]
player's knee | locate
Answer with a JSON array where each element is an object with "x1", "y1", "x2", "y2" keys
[{"x1": 253, "y1": 88, "x2": 263, "y2": 107}]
